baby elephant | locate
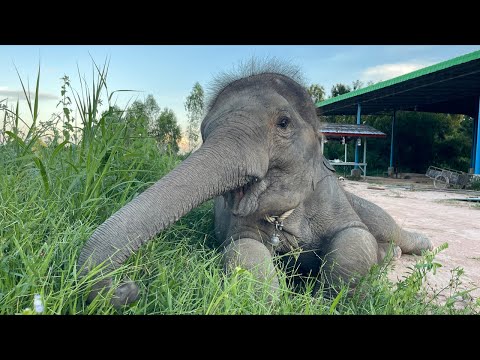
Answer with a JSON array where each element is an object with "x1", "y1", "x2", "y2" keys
[{"x1": 77, "y1": 61, "x2": 433, "y2": 307}]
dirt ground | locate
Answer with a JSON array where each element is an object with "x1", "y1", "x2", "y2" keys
[{"x1": 341, "y1": 173, "x2": 480, "y2": 306}]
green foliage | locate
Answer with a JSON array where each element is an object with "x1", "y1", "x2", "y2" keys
[
  {"x1": 151, "y1": 108, "x2": 182, "y2": 154},
  {"x1": 125, "y1": 97, "x2": 153, "y2": 139},
  {"x1": 364, "y1": 112, "x2": 473, "y2": 173},
  {"x1": 0, "y1": 61, "x2": 184, "y2": 314},
  {"x1": 184, "y1": 82, "x2": 204, "y2": 152},
  {"x1": 330, "y1": 83, "x2": 351, "y2": 98},
  {"x1": 117, "y1": 95, "x2": 182, "y2": 154},
  {"x1": 0, "y1": 64, "x2": 478, "y2": 315},
  {"x1": 307, "y1": 84, "x2": 326, "y2": 103},
  {"x1": 469, "y1": 177, "x2": 480, "y2": 191}
]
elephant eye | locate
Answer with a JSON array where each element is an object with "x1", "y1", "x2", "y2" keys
[{"x1": 277, "y1": 116, "x2": 290, "y2": 129}]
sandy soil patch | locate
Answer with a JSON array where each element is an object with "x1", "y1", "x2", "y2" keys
[{"x1": 342, "y1": 176, "x2": 480, "y2": 305}]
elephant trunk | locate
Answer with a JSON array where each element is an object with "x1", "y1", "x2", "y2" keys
[{"x1": 77, "y1": 136, "x2": 267, "y2": 276}]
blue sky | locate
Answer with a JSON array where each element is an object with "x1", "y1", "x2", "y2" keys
[{"x1": 1, "y1": 45, "x2": 479, "y2": 131}]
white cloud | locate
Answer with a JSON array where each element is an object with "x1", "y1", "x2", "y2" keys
[
  {"x1": 360, "y1": 62, "x2": 434, "y2": 84},
  {"x1": 0, "y1": 89, "x2": 58, "y2": 101}
]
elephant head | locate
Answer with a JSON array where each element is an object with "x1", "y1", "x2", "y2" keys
[{"x1": 77, "y1": 60, "x2": 326, "y2": 307}]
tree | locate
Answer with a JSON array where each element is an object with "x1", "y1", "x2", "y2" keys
[
  {"x1": 127, "y1": 94, "x2": 160, "y2": 131},
  {"x1": 102, "y1": 105, "x2": 124, "y2": 125},
  {"x1": 360, "y1": 111, "x2": 473, "y2": 174},
  {"x1": 307, "y1": 84, "x2": 326, "y2": 104},
  {"x1": 184, "y1": 82, "x2": 204, "y2": 152},
  {"x1": 330, "y1": 83, "x2": 351, "y2": 98},
  {"x1": 120, "y1": 95, "x2": 181, "y2": 153},
  {"x1": 151, "y1": 107, "x2": 181, "y2": 154},
  {"x1": 352, "y1": 80, "x2": 363, "y2": 91},
  {"x1": 322, "y1": 82, "x2": 356, "y2": 126},
  {"x1": 124, "y1": 97, "x2": 154, "y2": 141}
]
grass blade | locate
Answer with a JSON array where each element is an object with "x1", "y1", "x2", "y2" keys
[
  {"x1": 33, "y1": 63, "x2": 40, "y2": 127},
  {"x1": 50, "y1": 139, "x2": 70, "y2": 164},
  {"x1": 329, "y1": 288, "x2": 345, "y2": 315},
  {"x1": 5, "y1": 130, "x2": 26, "y2": 149},
  {"x1": 32, "y1": 156, "x2": 49, "y2": 194},
  {"x1": 14, "y1": 65, "x2": 33, "y2": 117}
]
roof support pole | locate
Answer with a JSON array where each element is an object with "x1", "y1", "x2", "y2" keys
[
  {"x1": 390, "y1": 110, "x2": 396, "y2": 168},
  {"x1": 475, "y1": 97, "x2": 480, "y2": 175},
  {"x1": 363, "y1": 138, "x2": 367, "y2": 176},
  {"x1": 471, "y1": 113, "x2": 477, "y2": 170},
  {"x1": 354, "y1": 103, "x2": 361, "y2": 169}
]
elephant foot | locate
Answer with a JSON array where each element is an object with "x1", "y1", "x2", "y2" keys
[
  {"x1": 402, "y1": 231, "x2": 434, "y2": 255},
  {"x1": 87, "y1": 278, "x2": 139, "y2": 308},
  {"x1": 324, "y1": 227, "x2": 378, "y2": 288},
  {"x1": 223, "y1": 238, "x2": 280, "y2": 303},
  {"x1": 111, "y1": 281, "x2": 140, "y2": 308},
  {"x1": 415, "y1": 232, "x2": 434, "y2": 253},
  {"x1": 392, "y1": 245, "x2": 402, "y2": 260},
  {"x1": 378, "y1": 243, "x2": 402, "y2": 263}
]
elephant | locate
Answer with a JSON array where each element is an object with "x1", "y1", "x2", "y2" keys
[{"x1": 77, "y1": 60, "x2": 433, "y2": 308}]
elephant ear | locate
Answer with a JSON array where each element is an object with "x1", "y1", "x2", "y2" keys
[{"x1": 322, "y1": 156, "x2": 336, "y2": 173}]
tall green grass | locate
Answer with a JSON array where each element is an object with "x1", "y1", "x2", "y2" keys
[{"x1": 0, "y1": 62, "x2": 478, "y2": 315}]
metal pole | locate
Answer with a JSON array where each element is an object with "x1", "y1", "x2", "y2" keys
[
  {"x1": 363, "y1": 138, "x2": 367, "y2": 176},
  {"x1": 390, "y1": 110, "x2": 396, "y2": 168},
  {"x1": 475, "y1": 97, "x2": 480, "y2": 174},
  {"x1": 354, "y1": 103, "x2": 361, "y2": 169},
  {"x1": 471, "y1": 113, "x2": 478, "y2": 171}
]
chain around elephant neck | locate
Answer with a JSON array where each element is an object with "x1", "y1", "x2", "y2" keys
[{"x1": 264, "y1": 209, "x2": 295, "y2": 247}]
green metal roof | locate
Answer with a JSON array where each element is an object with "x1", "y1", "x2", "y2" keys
[{"x1": 315, "y1": 49, "x2": 480, "y2": 117}]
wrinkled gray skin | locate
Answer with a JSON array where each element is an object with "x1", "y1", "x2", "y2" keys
[{"x1": 78, "y1": 71, "x2": 433, "y2": 307}]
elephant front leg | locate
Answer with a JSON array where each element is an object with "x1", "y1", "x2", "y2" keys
[
  {"x1": 222, "y1": 238, "x2": 280, "y2": 300},
  {"x1": 322, "y1": 227, "x2": 378, "y2": 293}
]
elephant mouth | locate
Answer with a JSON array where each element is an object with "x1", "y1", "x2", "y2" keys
[
  {"x1": 228, "y1": 176, "x2": 268, "y2": 217},
  {"x1": 234, "y1": 176, "x2": 258, "y2": 201}
]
